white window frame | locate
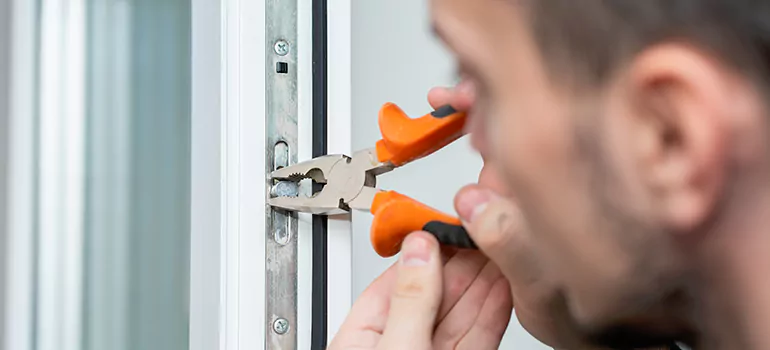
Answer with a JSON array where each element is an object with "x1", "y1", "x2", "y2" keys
[
  {"x1": 0, "y1": 0, "x2": 11, "y2": 345},
  {"x1": 190, "y1": 0, "x2": 352, "y2": 349},
  {"x1": 4, "y1": 3, "x2": 38, "y2": 349},
  {"x1": 326, "y1": 0, "x2": 354, "y2": 339},
  {"x1": 5, "y1": 0, "x2": 36, "y2": 348},
  {"x1": 6, "y1": 0, "x2": 88, "y2": 349}
]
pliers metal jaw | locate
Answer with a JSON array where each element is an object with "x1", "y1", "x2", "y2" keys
[
  {"x1": 269, "y1": 148, "x2": 393, "y2": 215},
  {"x1": 268, "y1": 103, "x2": 477, "y2": 257}
]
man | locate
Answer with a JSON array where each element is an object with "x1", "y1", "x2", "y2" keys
[{"x1": 330, "y1": 1, "x2": 770, "y2": 349}]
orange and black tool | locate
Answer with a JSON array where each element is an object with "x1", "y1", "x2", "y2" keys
[
  {"x1": 376, "y1": 103, "x2": 468, "y2": 166},
  {"x1": 268, "y1": 103, "x2": 477, "y2": 257},
  {"x1": 369, "y1": 191, "x2": 476, "y2": 257}
]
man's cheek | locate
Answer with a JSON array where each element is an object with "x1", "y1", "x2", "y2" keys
[
  {"x1": 466, "y1": 110, "x2": 490, "y2": 155},
  {"x1": 487, "y1": 115, "x2": 530, "y2": 199},
  {"x1": 478, "y1": 164, "x2": 511, "y2": 196},
  {"x1": 487, "y1": 119, "x2": 507, "y2": 163}
]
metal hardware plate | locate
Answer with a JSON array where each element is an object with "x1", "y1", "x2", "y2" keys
[{"x1": 266, "y1": 0, "x2": 298, "y2": 348}]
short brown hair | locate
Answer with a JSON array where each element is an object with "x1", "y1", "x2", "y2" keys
[{"x1": 524, "y1": 1, "x2": 770, "y2": 90}]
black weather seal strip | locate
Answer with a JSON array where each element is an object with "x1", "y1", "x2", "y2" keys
[{"x1": 311, "y1": 0, "x2": 329, "y2": 348}]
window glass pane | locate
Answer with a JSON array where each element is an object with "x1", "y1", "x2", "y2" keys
[
  {"x1": 5, "y1": 0, "x2": 192, "y2": 349},
  {"x1": 83, "y1": 1, "x2": 191, "y2": 350}
]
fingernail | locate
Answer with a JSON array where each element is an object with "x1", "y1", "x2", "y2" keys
[
  {"x1": 456, "y1": 188, "x2": 492, "y2": 223},
  {"x1": 401, "y1": 234, "x2": 431, "y2": 266}
]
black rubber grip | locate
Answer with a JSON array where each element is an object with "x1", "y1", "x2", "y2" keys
[
  {"x1": 422, "y1": 221, "x2": 478, "y2": 250},
  {"x1": 430, "y1": 105, "x2": 459, "y2": 118}
]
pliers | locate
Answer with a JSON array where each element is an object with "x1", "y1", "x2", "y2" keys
[{"x1": 268, "y1": 103, "x2": 478, "y2": 257}]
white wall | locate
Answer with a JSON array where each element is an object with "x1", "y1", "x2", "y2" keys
[
  {"x1": 351, "y1": 1, "x2": 549, "y2": 348},
  {"x1": 0, "y1": 0, "x2": 11, "y2": 347}
]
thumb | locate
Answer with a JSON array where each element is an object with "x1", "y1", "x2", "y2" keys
[
  {"x1": 378, "y1": 232, "x2": 443, "y2": 349},
  {"x1": 455, "y1": 185, "x2": 528, "y2": 269}
]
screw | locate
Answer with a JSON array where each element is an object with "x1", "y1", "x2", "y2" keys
[
  {"x1": 273, "y1": 318, "x2": 290, "y2": 335},
  {"x1": 274, "y1": 40, "x2": 290, "y2": 56},
  {"x1": 271, "y1": 181, "x2": 299, "y2": 198}
]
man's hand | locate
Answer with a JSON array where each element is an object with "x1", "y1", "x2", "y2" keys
[
  {"x1": 330, "y1": 83, "x2": 512, "y2": 350},
  {"x1": 328, "y1": 232, "x2": 511, "y2": 350}
]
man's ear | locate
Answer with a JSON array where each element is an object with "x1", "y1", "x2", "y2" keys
[{"x1": 627, "y1": 43, "x2": 733, "y2": 233}]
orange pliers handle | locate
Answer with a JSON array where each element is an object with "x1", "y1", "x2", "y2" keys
[
  {"x1": 370, "y1": 191, "x2": 477, "y2": 257},
  {"x1": 375, "y1": 103, "x2": 467, "y2": 167},
  {"x1": 368, "y1": 103, "x2": 475, "y2": 257}
]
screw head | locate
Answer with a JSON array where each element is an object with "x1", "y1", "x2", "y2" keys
[
  {"x1": 274, "y1": 40, "x2": 290, "y2": 56},
  {"x1": 270, "y1": 181, "x2": 299, "y2": 198},
  {"x1": 273, "y1": 318, "x2": 289, "y2": 335}
]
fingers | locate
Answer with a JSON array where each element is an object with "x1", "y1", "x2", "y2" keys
[
  {"x1": 378, "y1": 232, "x2": 444, "y2": 349},
  {"x1": 427, "y1": 80, "x2": 476, "y2": 111},
  {"x1": 428, "y1": 87, "x2": 454, "y2": 109},
  {"x1": 336, "y1": 263, "x2": 398, "y2": 331},
  {"x1": 454, "y1": 278, "x2": 513, "y2": 350},
  {"x1": 432, "y1": 262, "x2": 506, "y2": 349},
  {"x1": 435, "y1": 250, "x2": 488, "y2": 323},
  {"x1": 454, "y1": 185, "x2": 530, "y2": 277},
  {"x1": 440, "y1": 245, "x2": 460, "y2": 264},
  {"x1": 329, "y1": 264, "x2": 399, "y2": 349},
  {"x1": 452, "y1": 80, "x2": 476, "y2": 110}
]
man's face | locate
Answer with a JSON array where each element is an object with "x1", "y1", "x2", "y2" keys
[{"x1": 431, "y1": 0, "x2": 676, "y2": 336}]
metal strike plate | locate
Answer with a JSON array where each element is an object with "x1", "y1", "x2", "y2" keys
[{"x1": 266, "y1": 0, "x2": 298, "y2": 348}]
